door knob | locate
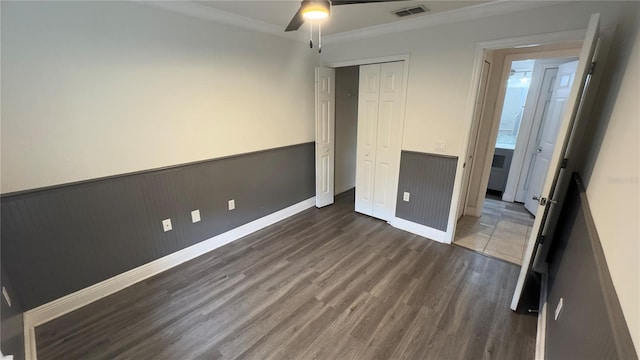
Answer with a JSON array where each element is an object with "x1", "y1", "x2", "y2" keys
[
  {"x1": 536, "y1": 147, "x2": 543, "y2": 152},
  {"x1": 533, "y1": 196, "x2": 558, "y2": 206}
]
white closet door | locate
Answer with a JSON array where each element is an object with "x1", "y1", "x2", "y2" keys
[
  {"x1": 315, "y1": 67, "x2": 335, "y2": 208},
  {"x1": 355, "y1": 64, "x2": 380, "y2": 216},
  {"x1": 372, "y1": 61, "x2": 405, "y2": 220},
  {"x1": 355, "y1": 61, "x2": 405, "y2": 220}
]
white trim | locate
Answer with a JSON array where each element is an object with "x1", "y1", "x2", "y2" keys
[
  {"x1": 536, "y1": 265, "x2": 549, "y2": 360},
  {"x1": 141, "y1": 1, "x2": 305, "y2": 42},
  {"x1": 477, "y1": 29, "x2": 587, "y2": 51},
  {"x1": 23, "y1": 197, "x2": 316, "y2": 360},
  {"x1": 144, "y1": 1, "x2": 563, "y2": 47},
  {"x1": 324, "y1": 53, "x2": 410, "y2": 69},
  {"x1": 322, "y1": 0, "x2": 562, "y2": 44},
  {"x1": 323, "y1": 1, "x2": 562, "y2": 44},
  {"x1": 389, "y1": 217, "x2": 448, "y2": 244}
]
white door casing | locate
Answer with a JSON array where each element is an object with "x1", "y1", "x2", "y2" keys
[
  {"x1": 315, "y1": 67, "x2": 335, "y2": 208},
  {"x1": 355, "y1": 61, "x2": 405, "y2": 221},
  {"x1": 523, "y1": 60, "x2": 578, "y2": 214},
  {"x1": 511, "y1": 13, "x2": 600, "y2": 310},
  {"x1": 457, "y1": 60, "x2": 491, "y2": 220}
]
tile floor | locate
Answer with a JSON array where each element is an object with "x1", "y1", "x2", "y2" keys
[{"x1": 454, "y1": 194, "x2": 535, "y2": 265}]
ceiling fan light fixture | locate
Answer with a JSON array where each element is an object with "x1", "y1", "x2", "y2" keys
[{"x1": 302, "y1": 1, "x2": 330, "y2": 20}]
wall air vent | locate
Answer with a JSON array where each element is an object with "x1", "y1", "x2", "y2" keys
[{"x1": 392, "y1": 5, "x2": 429, "y2": 17}]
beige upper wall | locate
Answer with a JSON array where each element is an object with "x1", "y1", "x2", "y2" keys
[
  {"x1": 320, "y1": 1, "x2": 630, "y2": 157},
  {"x1": 580, "y1": 5, "x2": 640, "y2": 353},
  {"x1": 0, "y1": 1, "x2": 316, "y2": 193},
  {"x1": 321, "y1": 0, "x2": 638, "y2": 352}
]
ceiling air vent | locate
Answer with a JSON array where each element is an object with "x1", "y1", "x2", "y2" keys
[{"x1": 392, "y1": 5, "x2": 429, "y2": 18}]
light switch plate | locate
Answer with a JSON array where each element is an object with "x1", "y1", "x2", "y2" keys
[
  {"x1": 554, "y1": 297, "x2": 563, "y2": 320},
  {"x1": 228, "y1": 199, "x2": 236, "y2": 211},
  {"x1": 403, "y1": 192, "x2": 410, "y2": 202},
  {"x1": 191, "y1": 209, "x2": 201, "y2": 223},
  {"x1": 162, "y1": 219, "x2": 172, "y2": 232},
  {"x1": 2, "y1": 286, "x2": 11, "y2": 307}
]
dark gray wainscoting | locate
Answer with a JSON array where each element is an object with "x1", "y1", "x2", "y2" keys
[
  {"x1": 545, "y1": 174, "x2": 637, "y2": 359},
  {"x1": 395, "y1": 151, "x2": 457, "y2": 232},
  {"x1": 1, "y1": 142, "x2": 314, "y2": 311},
  {"x1": 1, "y1": 264, "x2": 24, "y2": 360}
]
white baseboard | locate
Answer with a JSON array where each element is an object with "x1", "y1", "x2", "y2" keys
[
  {"x1": 535, "y1": 265, "x2": 549, "y2": 360},
  {"x1": 23, "y1": 197, "x2": 316, "y2": 360},
  {"x1": 389, "y1": 217, "x2": 447, "y2": 243}
]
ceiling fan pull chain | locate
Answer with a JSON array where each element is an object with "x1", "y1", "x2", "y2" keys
[
  {"x1": 309, "y1": 22, "x2": 313, "y2": 48},
  {"x1": 318, "y1": 22, "x2": 322, "y2": 53}
]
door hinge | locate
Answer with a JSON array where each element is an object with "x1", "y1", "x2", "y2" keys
[
  {"x1": 588, "y1": 62, "x2": 596, "y2": 75},
  {"x1": 561, "y1": 158, "x2": 568, "y2": 168},
  {"x1": 538, "y1": 234, "x2": 545, "y2": 245}
]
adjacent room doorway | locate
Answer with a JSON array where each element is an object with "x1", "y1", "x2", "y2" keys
[{"x1": 455, "y1": 52, "x2": 580, "y2": 266}]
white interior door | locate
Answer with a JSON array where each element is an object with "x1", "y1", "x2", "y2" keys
[
  {"x1": 523, "y1": 60, "x2": 578, "y2": 214},
  {"x1": 355, "y1": 64, "x2": 380, "y2": 216},
  {"x1": 511, "y1": 13, "x2": 600, "y2": 310},
  {"x1": 315, "y1": 67, "x2": 335, "y2": 208},
  {"x1": 355, "y1": 61, "x2": 405, "y2": 220},
  {"x1": 372, "y1": 61, "x2": 405, "y2": 220},
  {"x1": 514, "y1": 64, "x2": 559, "y2": 203}
]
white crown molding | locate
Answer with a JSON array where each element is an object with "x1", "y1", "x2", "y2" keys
[
  {"x1": 140, "y1": 1, "x2": 567, "y2": 45},
  {"x1": 140, "y1": 1, "x2": 307, "y2": 42},
  {"x1": 323, "y1": 1, "x2": 568, "y2": 44}
]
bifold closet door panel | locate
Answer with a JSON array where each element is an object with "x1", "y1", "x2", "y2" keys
[
  {"x1": 355, "y1": 63, "x2": 381, "y2": 216},
  {"x1": 372, "y1": 61, "x2": 405, "y2": 220}
]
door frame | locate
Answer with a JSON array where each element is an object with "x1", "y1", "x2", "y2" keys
[
  {"x1": 472, "y1": 49, "x2": 582, "y2": 213},
  {"x1": 457, "y1": 59, "x2": 492, "y2": 221},
  {"x1": 452, "y1": 29, "x2": 590, "y2": 243},
  {"x1": 323, "y1": 54, "x2": 411, "y2": 223}
]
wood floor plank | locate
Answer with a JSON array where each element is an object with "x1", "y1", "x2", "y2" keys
[{"x1": 35, "y1": 189, "x2": 536, "y2": 359}]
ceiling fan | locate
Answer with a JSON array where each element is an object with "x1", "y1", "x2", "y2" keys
[{"x1": 285, "y1": 0, "x2": 409, "y2": 52}]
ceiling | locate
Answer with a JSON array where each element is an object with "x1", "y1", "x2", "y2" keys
[{"x1": 194, "y1": 1, "x2": 490, "y2": 35}]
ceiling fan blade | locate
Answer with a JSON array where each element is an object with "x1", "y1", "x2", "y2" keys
[
  {"x1": 331, "y1": 0, "x2": 408, "y2": 5},
  {"x1": 285, "y1": 7, "x2": 305, "y2": 32}
]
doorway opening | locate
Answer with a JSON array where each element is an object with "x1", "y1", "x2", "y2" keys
[
  {"x1": 316, "y1": 57, "x2": 408, "y2": 224},
  {"x1": 455, "y1": 46, "x2": 581, "y2": 265},
  {"x1": 334, "y1": 66, "x2": 359, "y2": 201}
]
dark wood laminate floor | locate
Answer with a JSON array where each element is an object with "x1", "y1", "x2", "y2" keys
[{"x1": 36, "y1": 190, "x2": 537, "y2": 359}]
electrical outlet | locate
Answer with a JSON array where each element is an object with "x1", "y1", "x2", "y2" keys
[
  {"x1": 2, "y1": 286, "x2": 11, "y2": 307},
  {"x1": 228, "y1": 199, "x2": 236, "y2": 211},
  {"x1": 191, "y1": 209, "x2": 201, "y2": 223},
  {"x1": 162, "y1": 219, "x2": 172, "y2": 232},
  {"x1": 403, "y1": 192, "x2": 410, "y2": 202},
  {"x1": 435, "y1": 141, "x2": 446, "y2": 152}
]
